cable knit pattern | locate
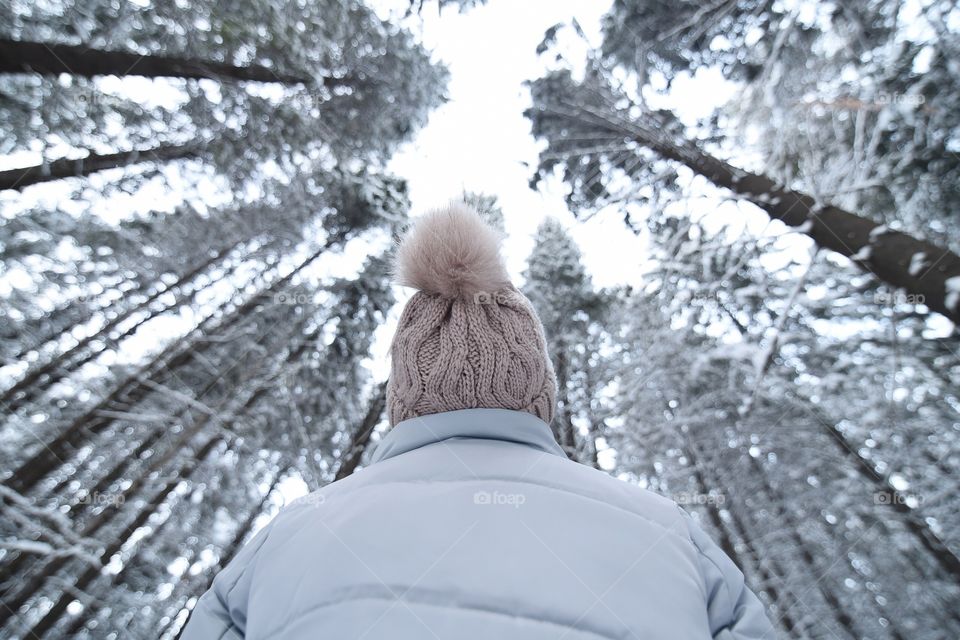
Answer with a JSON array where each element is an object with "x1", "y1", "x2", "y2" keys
[{"x1": 386, "y1": 203, "x2": 557, "y2": 427}]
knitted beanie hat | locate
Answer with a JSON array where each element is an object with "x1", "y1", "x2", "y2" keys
[{"x1": 385, "y1": 201, "x2": 557, "y2": 427}]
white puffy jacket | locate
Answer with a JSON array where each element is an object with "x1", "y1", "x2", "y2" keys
[{"x1": 182, "y1": 408, "x2": 777, "y2": 639}]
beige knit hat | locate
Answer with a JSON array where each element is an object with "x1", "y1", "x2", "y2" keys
[{"x1": 386, "y1": 201, "x2": 557, "y2": 426}]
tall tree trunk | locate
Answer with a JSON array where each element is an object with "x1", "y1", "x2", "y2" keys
[
  {"x1": 0, "y1": 307, "x2": 328, "y2": 620},
  {"x1": 3, "y1": 235, "x2": 340, "y2": 495},
  {"x1": 546, "y1": 102, "x2": 960, "y2": 323},
  {"x1": 21, "y1": 435, "x2": 225, "y2": 638},
  {"x1": 0, "y1": 257, "x2": 275, "y2": 495},
  {"x1": 742, "y1": 325, "x2": 960, "y2": 589},
  {"x1": 780, "y1": 391, "x2": 960, "y2": 583},
  {"x1": 745, "y1": 455, "x2": 907, "y2": 640},
  {"x1": 7, "y1": 272, "x2": 139, "y2": 364},
  {"x1": 582, "y1": 362, "x2": 603, "y2": 470},
  {"x1": 682, "y1": 435, "x2": 800, "y2": 636},
  {"x1": 45, "y1": 301, "x2": 313, "y2": 510},
  {"x1": 0, "y1": 242, "x2": 239, "y2": 412},
  {"x1": 4, "y1": 247, "x2": 273, "y2": 498},
  {"x1": 0, "y1": 143, "x2": 198, "y2": 191},
  {"x1": 0, "y1": 410, "x2": 227, "y2": 626},
  {"x1": 5, "y1": 335, "x2": 292, "y2": 630},
  {"x1": 16, "y1": 312, "x2": 328, "y2": 636},
  {"x1": 0, "y1": 38, "x2": 310, "y2": 84},
  {"x1": 552, "y1": 349, "x2": 579, "y2": 460},
  {"x1": 334, "y1": 381, "x2": 388, "y2": 480},
  {"x1": 65, "y1": 467, "x2": 288, "y2": 637},
  {"x1": 156, "y1": 469, "x2": 287, "y2": 639}
]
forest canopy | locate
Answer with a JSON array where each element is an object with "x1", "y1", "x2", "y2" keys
[{"x1": 1, "y1": 0, "x2": 958, "y2": 638}]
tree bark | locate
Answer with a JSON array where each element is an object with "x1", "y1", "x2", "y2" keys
[
  {"x1": 0, "y1": 255, "x2": 276, "y2": 495},
  {"x1": 17, "y1": 312, "x2": 329, "y2": 635},
  {"x1": 782, "y1": 391, "x2": 960, "y2": 584},
  {"x1": 8, "y1": 272, "x2": 142, "y2": 364},
  {"x1": 0, "y1": 408, "x2": 226, "y2": 625},
  {"x1": 0, "y1": 242, "x2": 238, "y2": 412},
  {"x1": 549, "y1": 102, "x2": 960, "y2": 324},
  {"x1": 745, "y1": 454, "x2": 873, "y2": 639},
  {"x1": 0, "y1": 143, "x2": 198, "y2": 191},
  {"x1": 65, "y1": 467, "x2": 287, "y2": 637},
  {"x1": 22, "y1": 435, "x2": 225, "y2": 638},
  {"x1": 3, "y1": 235, "x2": 341, "y2": 495},
  {"x1": 552, "y1": 349, "x2": 579, "y2": 460},
  {"x1": 684, "y1": 436, "x2": 801, "y2": 636},
  {"x1": 0, "y1": 301, "x2": 329, "y2": 613},
  {"x1": 334, "y1": 381, "x2": 388, "y2": 480},
  {"x1": 0, "y1": 38, "x2": 311, "y2": 84}
]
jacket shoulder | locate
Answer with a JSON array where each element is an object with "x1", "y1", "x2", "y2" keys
[{"x1": 540, "y1": 455, "x2": 691, "y2": 532}]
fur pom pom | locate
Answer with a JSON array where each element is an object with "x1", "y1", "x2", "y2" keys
[{"x1": 394, "y1": 201, "x2": 510, "y2": 299}]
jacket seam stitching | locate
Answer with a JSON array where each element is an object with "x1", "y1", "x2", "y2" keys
[
  {"x1": 305, "y1": 477, "x2": 688, "y2": 542},
  {"x1": 681, "y1": 510, "x2": 736, "y2": 628},
  {"x1": 214, "y1": 520, "x2": 277, "y2": 636},
  {"x1": 262, "y1": 593, "x2": 619, "y2": 639}
]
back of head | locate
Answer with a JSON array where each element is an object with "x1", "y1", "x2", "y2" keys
[{"x1": 386, "y1": 201, "x2": 557, "y2": 426}]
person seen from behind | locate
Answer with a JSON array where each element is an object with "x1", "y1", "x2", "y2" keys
[{"x1": 181, "y1": 202, "x2": 777, "y2": 639}]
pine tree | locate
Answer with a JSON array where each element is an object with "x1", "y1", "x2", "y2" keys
[
  {"x1": 525, "y1": 68, "x2": 960, "y2": 324},
  {"x1": 0, "y1": 1, "x2": 446, "y2": 636},
  {"x1": 461, "y1": 191, "x2": 506, "y2": 232},
  {"x1": 602, "y1": 210, "x2": 960, "y2": 638},
  {"x1": 600, "y1": 0, "x2": 960, "y2": 250},
  {"x1": 522, "y1": 218, "x2": 609, "y2": 464},
  {"x1": 0, "y1": 38, "x2": 313, "y2": 83}
]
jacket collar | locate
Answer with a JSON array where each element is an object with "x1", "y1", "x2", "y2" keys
[{"x1": 370, "y1": 408, "x2": 565, "y2": 465}]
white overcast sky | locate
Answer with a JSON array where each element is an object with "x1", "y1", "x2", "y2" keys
[
  {"x1": 383, "y1": 0, "x2": 646, "y2": 288},
  {"x1": 360, "y1": 0, "x2": 758, "y2": 375},
  {"x1": 376, "y1": 0, "x2": 751, "y2": 288},
  {"x1": 2, "y1": 0, "x2": 837, "y2": 396}
]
